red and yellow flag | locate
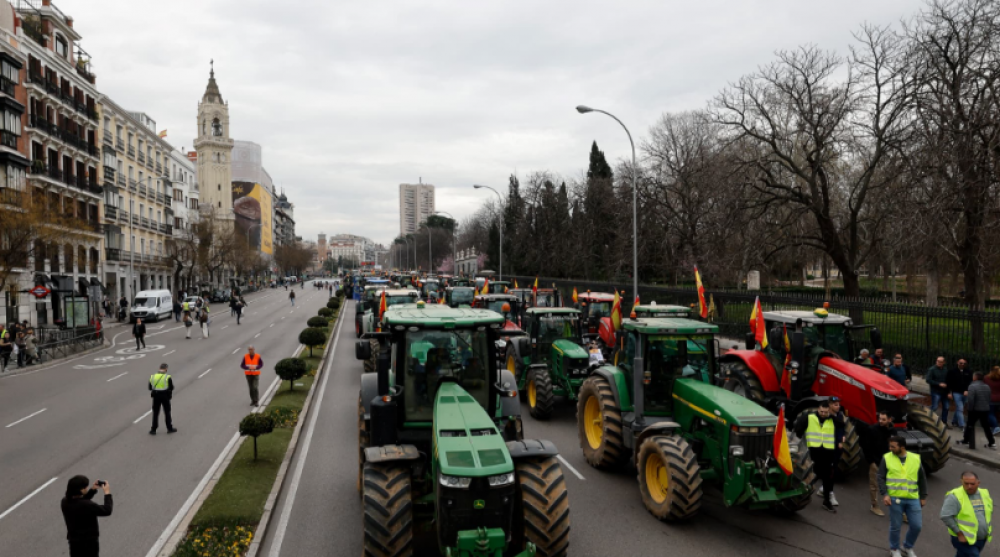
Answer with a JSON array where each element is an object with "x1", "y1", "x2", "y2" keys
[
  {"x1": 750, "y1": 296, "x2": 768, "y2": 349},
  {"x1": 438, "y1": 295, "x2": 445, "y2": 305},
  {"x1": 572, "y1": 287, "x2": 578, "y2": 304},
  {"x1": 632, "y1": 294, "x2": 640, "y2": 314},
  {"x1": 781, "y1": 324, "x2": 792, "y2": 396},
  {"x1": 694, "y1": 266, "x2": 708, "y2": 319},
  {"x1": 611, "y1": 290, "x2": 623, "y2": 331},
  {"x1": 514, "y1": 279, "x2": 518, "y2": 288},
  {"x1": 377, "y1": 290, "x2": 387, "y2": 332},
  {"x1": 483, "y1": 277, "x2": 489, "y2": 294},
  {"x1": 774, "y1": 406, "x2": 793, "y2": 476},
  {"x1": 532, "y1": 276, "x2": 538, "y2": 295}
]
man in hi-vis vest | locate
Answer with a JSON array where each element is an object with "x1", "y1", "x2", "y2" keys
[
  {"x1": 878, "y1": 436, "x2": 927, "y2": 557},
  {"x1": 942, "y1": 470, "x2": 992, "y2": 557},
  {"x1": 148, "y1": 363, "x2": 176, "y2": 435},
  {"x1": 240, "y1": 345, "x2": 263, "y2": 406}
]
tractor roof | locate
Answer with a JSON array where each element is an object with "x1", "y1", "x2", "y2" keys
[
  {"x1": 635, "y1": 304, "x2": 690, "y2": 315},
  {"x1": 384, "y1": 289, "x2": 420, "y2": 297},
  {"x1": 475, "y1": 294, "x2": 517, "y2": 300},
  {"x1": 622, "y1": 316, "x2": 719, "y2": 335},
  {"x1": 579, "y1": 292, "x2": 615, "y2": 302},
  {"x1": 446, "y1": 286, "x2": 475, "y2": 291},
  {"x1": 383, "y1": 304, "x2": 505, "y2": 327},
  {"x1": 525, "y1": 307, "x2": 579, "y2": 316},
  {"x1": 764, "y1": 310, "x2": 851, "y2": 326}
]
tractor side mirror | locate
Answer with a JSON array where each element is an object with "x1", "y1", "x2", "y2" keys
[
  {"x1": 494, "y1": 380, "x2": 517, "y2": 398},
  {"x1": 744, "y1": 332, "x2": 755, "y2": 350},
  {"x1": 870, "y1": 327, "x2": 882, "y2": 350},
  {"x1": 356, "y1": 340, "x2": 371, "y2": 361}
]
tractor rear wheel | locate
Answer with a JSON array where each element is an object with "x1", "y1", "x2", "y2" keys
[
  {"x1": 512, "y1": 456, "x2": 571, "y2": 557},
  {"x1": 506, "y1": 349, "x2": 524, "y2": 392},
  {"x1": 527, "y1": 368, "x2": 555, "y2": 420},
  {"x1": 363, "y1": 338, "x2": 380, "y2": 373},
  {"x1": 721, "y1": 361, "x2": 766, "y2": 405},
  {"x1": 357, "y1": 395, "x2": 369, "y2": 496},
  {"x1": 636, "y1": 435, "x2": 703, "y2": 521},
  {"x1": 362, "y1": 461, "x2": 413, "y2": 557},
  {"x1": 836, "y1": 418, "x2": 863, "y2": 477},
  {"x1": 775, "y1": 436, "x2": 816, "y2": 514},
  {"x1": 576, "y1": 376, "x2": 625, "y2": 469},
  {"x1": 907, "y1": 401, "x2": 950, "y2": 474}
]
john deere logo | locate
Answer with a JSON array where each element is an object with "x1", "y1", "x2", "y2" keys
[{"x1": 473, "y1": 500, "x2": 486, "y2": 510}]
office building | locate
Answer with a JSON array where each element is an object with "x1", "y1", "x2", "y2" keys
[{"x1": 398, "y1": 182, "x2": 434, "y2": 236}]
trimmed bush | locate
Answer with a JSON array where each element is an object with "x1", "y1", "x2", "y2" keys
[
  {"x1": 275, "y1": 357, "x2": 308, "y2": 390},
  {"x1": 327, "y1": 297, "x2": 341, "y2": 310},
  {"x1": 335, "y1": 288, "x2": 344, "y2": 297},
  {"x1": 239, "y1": 413, "x2": 275, "y2": 460},
  {"x1": 299, "y1": 327, "x2": 327, "y2": 357},
  {"x1": 307, "y1": 316, "x2": 329, "y2": 328},
  {"x1": 318, "y1": 307, "x2": 333, "y2": 318}
]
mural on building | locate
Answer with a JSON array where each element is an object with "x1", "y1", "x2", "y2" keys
[{"x1": 232, "y1": 181, "x2": 273, "y2": 255}]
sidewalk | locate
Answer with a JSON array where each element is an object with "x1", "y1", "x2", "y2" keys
[{"x1": 908, "y1": 376, "x2": 1000, "y2": 469}]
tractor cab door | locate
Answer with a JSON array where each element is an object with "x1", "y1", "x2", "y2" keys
[{"x1": 642, "y1": 335, "x2": 695, "y2": 416}]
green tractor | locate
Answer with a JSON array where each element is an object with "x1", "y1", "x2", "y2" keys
[
  {"x1": 356, "y1": 303, "x2": 571, "y2": 556},
  {"x1": 486, "y1": 281, "x2": 511, "y2": 294},
  {"x1": 355, "y1": 280, "x2": 390, "y2": 338},
  {"x1": 578, "y1": 315, "x2": 814, "y2": 521},
  {"x1": 445, "y1": 286, "x2": 477, "y2": 308},
  {"x1": 359, "y1": 288, "x2": 422, "y2": 372},
  {"x1": 504, "y1": 308, "x2": 591, "y2": 420}
]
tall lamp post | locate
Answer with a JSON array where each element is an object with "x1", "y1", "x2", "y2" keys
[
  {"x1": 472, "y1": 184, "x2": 503, "y2": 280},
  {"x1": 576, "y1": 105, "x2": 638, "y2": 307},
  {"x1": 432, "y1": 211, "x2": 457, "y2": 276}
]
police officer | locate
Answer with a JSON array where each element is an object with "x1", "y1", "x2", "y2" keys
[
  {"x1": 878, "y1": 436, "x2": 926, "y2": 557},
  {"x1": 148, "y1": 363, "x2": 177, "y2": 435},
  {"x1": 941, "y1": 471, "x2": 992, "y2": 557}
]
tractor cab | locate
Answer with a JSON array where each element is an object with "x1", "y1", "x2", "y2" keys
[
  {"x1": 634, "y1": 303, "x2": 691, "y2": 319},
  {"x1": 421, "y1": 278, "x2": 442, "y2": 302},
  {"x1": 355, "y1": 280, "x2": 390, "y2": 338},
  {"x1": 450, "y1": 277, "x2": 472, "y2": 288},
  {"x1": 444, "y1": 286, "x2": 476, "y2": 308},
  {"x1": 576, "y1": 292, "x2": 615, "y2": 342},
  {"x1": 472, "y1": 294, "x2": 520, "y2": 324},
  {"x1": 530, "y1": 288, "x2": 561, "y2": 309},
  {"x1": 486, "y1": 280, "x2": 510, "y2": 294}
]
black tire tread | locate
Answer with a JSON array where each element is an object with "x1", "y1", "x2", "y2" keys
[
  {"x1": 907, "y1": 401, "x2": 950, "y2": 474},
  {"x1": 357, "y1": 395, "x2": 369, "y2": 495},
  {"x1": 515, "y1": 456, "x2": 570, "y2": 557},
  {"x1": 362, "y1": 462, "x2": 413, "y2": 557},
  {"x1": 363, "y1": 338, "x2": 380, "y2": 373},
  {"x1": 528, "y1": 368, "x2": 556, "y2": 420},
  {"x1": 775, "y1": 436, "x2": 816, "y2": 514},
  {"x1": 835, "y1": 418, "x2": 862, "y2": 476},
  {"x1": 722, "y1": 360, "x2": 767, "y2": 404},
  {"x1": 576, "y1": 376, "x2": 625, "y2": 469},
  {"x1": 636, "y1": 435, "x2": 703, "y2": 521}
]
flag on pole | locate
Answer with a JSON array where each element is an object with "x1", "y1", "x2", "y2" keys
[
  {"x1": 708, "y1": 294, "x2": 717, "y2": 322},
  {"x1": 572, "y1": 287, "x2": 578, "y2": 304},
  {"x1": 158, "y1": 130, "x2": 168, "y2": 138},
  {"x1": 750, "y1": 297, "x2": 768, "y2": 349},
  {"x1": 438, "y1": 295, "x2": 445, "y2": 305},
  {"x1": 483, "y1": 277, "x2": 489, "y2": 295},
  {"x1": 781, "y1": 324, "x2": 792, "y2": 396},
  {"x1": 514, "y1": 279, "x2": 518, "y2": 288},
  {"x1": 532, "y1": 277, "x2": 538, "y2": 295},
  {"x1": 694, "y1": 266, "x2": 708, "y2": 319},
  {"x1": 632, "y1": 295, "x2": 640, "y2": 314},
  {"x1": 773, "y1": 406, "x2": 793, "y2": 476},
  {"x1": 611, "y1": 290, "x2": 623, "y2": 331},
  {"x1": 377, "y1": 290, "x2": 387, "y2": 332}
]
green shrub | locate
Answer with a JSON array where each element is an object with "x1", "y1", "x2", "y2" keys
[
  {"x1": 266, "y1": 407, "x2": 299, "y2": 428},
  {"x1": 335, "y1": 288, "x2": 344, "y2": 297},
  {"x1": 327, "y1": 297, "x2": 341, "y2": 310},
  {"x1": 318, "y1": 307, "x2": 333, "y2": 318},
  {"x1": 299, "y1": 327, "x2": 327, "y2": 357},
  {"x1": 307, "y1": 316, "x2": 329, "y2": 328},
  {"x1": 275, "y1": 357, "x2": 308, "y2": 390},
  {"x1": 238, "y1": 413, "x2": 275, "y2": 460}
]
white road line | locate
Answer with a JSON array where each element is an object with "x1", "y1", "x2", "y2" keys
[
  {"x1": 267, "y1": 305, "x2": 345, "y2": 557},
  {"x1": 5, "y1": 408, "x2": 47, "y2": 428},
  {"x1": 269, "y1": 323, "x2": 274, "y2": 328},
  {"x1": 232, "y1": 348, "x2": 240, "y2": 355},
  {"x1": 198, "y1": 368, "x2": 213, "y2": 379},
  {"x1": 557, "y1": 455, "x2": 586, "y2": 481},
  {"x1": 0, "y1": 477, "x2": 58, "y2": 522},
  {"x1": 133, "y1": 410, "x2": 152, "y2": 424},
  {"x1": 163, "y1": 350, "x2": 175, "y2": 356},
  {"x1": 107, "y1": 372, "x2": 129, "y2": 382},
  {"x1": 254, "y1": 333, "x2": 261, "y2": 339},
  {"x1": 222, "y1": 325, "x2": 229, "y2": 330}
]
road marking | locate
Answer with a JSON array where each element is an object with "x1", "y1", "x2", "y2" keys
[
  {"x1": 222, "y1": 325, "x2": 229, "y2": 330},
  {"x1": 557, "y1": 455, "x2": 586, "y2": 480},
  {"x1": 254, "y1": 333, "x2": 261, "y2": 338},
  {"x1": 281, "y1": 316, "x2": 285, "y2": 320},
  {"x1": 163, "y1": 350, "x2": 175, "y2": 356},
  {"x1": 0, "y1": 477, "x2": 58, "y2": 522},
  {"x1": 232, "y1": 348, "x2": 240, "y2": 355},
  {"x1": 107, "y1": 372, "x2": 128, "y2": 382},
  {"x1": 267, "y1": 309, "x2": 345, "y2": 557},
  {"x1": 133, "y1": 410, "x2": 152, "y2": 424},
  {"x1": 198, "y1": 368, "x2": 212, "y2": 379},
  {"x1": 269, "y1": 323, "x2": 274, "y2": 328},
  {"x1": 6, "y1": 408, "x2": 47, "y2": 428}
]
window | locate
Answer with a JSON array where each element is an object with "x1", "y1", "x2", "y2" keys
[
  {"x1": 55, "y1": 35, "x2": 67, "y2": 58},
  {"x1": 2, "y1": 164, "x2": 25, "y2": 190},
  {"x1": 140, "y1": 238, "x2": 145, "y2": 255},
  {"x1": 218, "y1": 184, "x2": 221, "y2": 191},
  {"x1": 116, "y1": 125, "x2": 122, "y2": 140}
]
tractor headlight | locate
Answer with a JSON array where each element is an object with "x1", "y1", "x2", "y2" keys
[
  {"x1": 730, "y1": 445, "x2": 745, "y2": 457},
  {"x1": 736, "y1": 427, "x2": 759, "y2": 434},
  {"x1": 439, "y1": 474, "x2": 472, "y2": 489},
  {"x1": 487, "y1": 472, "x2": 515, "y2": 487},
  {"x1": 790, "y1": 361, "x2": 800, "y2": 370}
]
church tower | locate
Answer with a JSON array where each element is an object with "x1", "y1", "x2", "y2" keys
[{"x1": 194, "y1": 61, "x2": 235, "y2": 219}]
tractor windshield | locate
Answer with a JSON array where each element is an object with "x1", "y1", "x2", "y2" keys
[
  {"x1": 586, "y1": 302, "x2": 612, "y2": 318},
  {"x1": 485, "y1": 299, "x2": 516, "y2": 315},
  {"x1": 537, "y1": 315, "x2": 578, "y2": 345},
  {"x1": 535, "y1": 292, "x2": 558, "y2": 307},
  {"x1": 423, "y1": 282, "x2": 441, "y2": 294},
  {"x1": 402, "y1": 328, "x2": 491, "y2": 421},
  {"x1": 450, "y1": 289, "x2": 474, "y2": 304},
  {"x1": 386, "y1": 295, "x2": 417, "y2": 307},
  {"x1": 802, "y1": 324, "x2": 852, "y2": 361},
  {"x1": 643, "y1": 335, "x2": 716, "y2": 414}
]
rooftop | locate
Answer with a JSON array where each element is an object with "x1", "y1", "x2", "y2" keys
[{"x1": 622, "y1": 317, "x2": 719, "y2": 335}]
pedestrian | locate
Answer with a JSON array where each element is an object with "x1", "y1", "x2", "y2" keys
[
  {"x1": 183, "y1": 312, "x2": 193, "y2": 339},
  {"x1": 235, "y1": 297, "x2": 244, "y2": 325},
  {"x1": 229, "y1": 295, "x2": 237, "y2": 317},
  {"x1": 949, "y1": 358, "x2": 974, "y2": 429},
  {"x1": 941, "y1": 471, "x2": 993, "y2": 557},
  {"x1": 148, "y1": 363, "x2": 176, "y2": 435},
  {"x1": 241, "y1": 345, "x2": 262, "y2": 406},
  {"x1": 15, "y1": 331, "x2": 26, "y2": 368},
  {"x1": 289, "y1": 290, "x2": 296, "y2": 306},
  {"x1": 132, "y1": 318, "x2": 146, "y2": 351},
  {"x1": 879, "y1": 435, "x2": 926, "y2": 557},
  {"x1": 199, "y1": 306, "x2": 210, "y2": 339},
  {"x1": 172, "y1": 299, "x2": 181, "y2": 322},
  {"x1": 0, "y1": 327, "x2": 12, "y2": 373},
  {"x1": 795, "y1": 401, "x2": 843, "y2": 513},
  {"x1": 873, "y1": 347, "x2": 886, "y2": 368},
  {"x1": 864, "y1": 410, "x2": 896, "y2": 516},
  {"x1": 101, "y1": 297, "x2": 110, "y2": 319},
  {"x1": 24, "y1": 327, "x2": 37, "y2": 365},
  {"x1": 928, "y1": 356, "x2": 951, "y2": 422},
  {"x1": 856, "y1": 348, "x2": 873, "y2": 366},
  {"x1": 816, "y1": 396, "x2": 847, "y2": 507},
  {"x1": 118, "y1": 296, "x2": 128, "y2": 322},
  {"x1": 960, "y1": 372, "x2": 996, "y2": 450},
  {"x1": 60, "y1": 475, "x2": 113, "y2": 557},
  {"x1": 985, "y1": 366, "x2": 1000, "y2": 435},
  {"x1": 887, "y1": 354, "x2": 912, "y2": 389}
]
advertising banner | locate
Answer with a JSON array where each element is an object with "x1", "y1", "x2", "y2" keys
[{"x1": 232, "y1": 181, "x2": 273, "y2": 255}]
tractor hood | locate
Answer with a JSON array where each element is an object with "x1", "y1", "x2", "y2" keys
[
  {"x1": 817, "y1": 357, "x2": 909, "y2": 398},
  {"x1": 434, "y1": 382, "x2": 514, "y2": 477},
  {"x1": 673, "y1": 378, "x2": 777, "y2": 428},
  {"x1": 552, "y1": 339, "x2": 588, "y2": 360}
]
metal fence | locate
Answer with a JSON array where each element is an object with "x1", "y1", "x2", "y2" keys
[{"x1": 511, "y1": 275, "x2": 1000, "y2": 374}]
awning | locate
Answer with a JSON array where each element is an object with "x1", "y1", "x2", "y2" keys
[
  {"x1": 33, "y1": 273, "x2": 52, "y2": 285},
  {"x1": 89, "y1": 278, "x2": 102, "y2": 287},
  {"x1": 77, "y1": 277, "x2": 90, "y2": 295}
]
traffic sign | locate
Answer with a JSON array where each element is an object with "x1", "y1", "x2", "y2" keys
[{"x1": 29, "y1": 285, "x2": 50, "y2": 298}]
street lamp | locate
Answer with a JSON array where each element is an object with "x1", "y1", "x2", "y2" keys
[
  {"x1": 433, "y1": 211, "x2": 457, "y2": 276},
  {"x1": 576, "y1": 104, "x2": 638, "y2": 308},
  {"x1": 472, "y1": 184, "x2": 502, "y2": 280}
]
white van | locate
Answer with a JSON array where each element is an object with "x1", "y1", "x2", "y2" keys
[{"x1": 130, "y1": 290, "x2": 173, "y2": 323}]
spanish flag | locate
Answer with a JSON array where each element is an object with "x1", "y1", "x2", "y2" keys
[
  {"x1": 438, "y1": 295, "x2": 445, "y2": 305},
  {"x1": 158, "y1": 130, "x2": 168, "y2": 138},
  {"x1": 781, "y1": 324, "x2": 792, "y2": 396},
  {"x1": 694, "y1": 266, "x2": 708, "y2": 319},
  {"x1": 750, "y1": 296, "x2": 767, "y2": 349},
  {"x1": 773, "y1": 406, "x2": 793, "y2": 476},
  {"x1": 611, "y1": 290, "x2": 623, "y2": 331},
  {"x1": 572, "y1": 287, "x2": 578, "y2": 304},
  {"x1": 377, "y1": 290, "x2": 387, "y2": 331},
  {"x1": 532, "y1": 276, "x2": 538, "y2": 295},
  {"x1": 483, "y1": 277, "x2": 489, "y2": 294},
  {"x1": 514, "y1": 279, "x2": 518, "y2": 288},
  {"x1": 632, "y1": 294, "x2": 640, "y2": 313}
]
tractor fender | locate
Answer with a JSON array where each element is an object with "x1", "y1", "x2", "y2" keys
[
  {"x1": 364, "y1": 444, "x2": 421, "y2": 463},
  {"x1": 719, "y1": 350, "x2": 781, "y2": 394},
  {"x1": 634, "y1": 421, "x2": 682, "y2": 454},
  {"x1": 590, "y1": 365, "x2": 633, "y2": 413},
  {"x1": 498, "y1": 369, "x2": 521, "y2": 418},
  {"x1": 506, "y1": 438, "x2": 559, "y2": 460},
  {"x1": 360, "y1": 373, "x2": 379, "y2": 417}
]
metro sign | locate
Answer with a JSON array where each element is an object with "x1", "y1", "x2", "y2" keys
[{"x1": 29, "y1": 285, "x2": 50, "y2": 298}]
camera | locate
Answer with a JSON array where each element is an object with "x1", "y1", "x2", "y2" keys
[{"x1": 96, "y1": 480, "x2": 106, "y2": 487}]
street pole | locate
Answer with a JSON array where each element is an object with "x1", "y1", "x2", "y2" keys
[
  {"x1": 472, "y1": 185, "x2": 502, "y2": 280},
  {"x1": 576, "y1": 105, "x2": 638, "y2": 309}
]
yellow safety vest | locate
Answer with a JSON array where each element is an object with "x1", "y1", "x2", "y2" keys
[
  {"x1": 884, "y1": 452, "x2": 921, "y2": 499},
  {"x1": 182, "y1": 302, "x2": 190, "y2": 311},
  {"x1": 947, "y1": 487, "x2": 993, "y2": 544},
  {"x1": 149, "y1": 373, "x2": 171, "y2": 391},
  {"x1": 805, "y1": 414, "x2": 835, "y2": 449}
]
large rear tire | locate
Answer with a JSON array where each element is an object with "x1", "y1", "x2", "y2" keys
[
  {"x1": 721, "y1": 360, "x2": 766, "y2": 405},
  {"x1": 908, "y1": 401, "x2": 950, "y2": 474},
  {"x1": 576, "y1": 376, "x2": 625, "y2": 469},
  {"x1": 362, "y1": 462, "x2": 413, "y2": 557},
  {"x1": 636, "y1": 435, "x2": 703, "y2": 521},
  {"x1": 836, "y1": 418, "x2": 863, "y2": 477},
  {"x1": 775, "y1": 436, "x2": 816, "y2": 514},
  {"x1": 363, "y1": 338, "x2": 380, "y2": 373},
  {"x1": 527, "y1": 368, "x2": 555, "y2": 420},
  {"x1": 357, "y1": 395, "x2": 369, "y2": 496},
  {"x1": 506, "y1": 348, "x2": 524, "y2": 393},
  {"x1": 513, "y1": 456, "x2": 570, "y2": 557}
]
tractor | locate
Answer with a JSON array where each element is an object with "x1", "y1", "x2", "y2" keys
[
  {"x1": 421, "y1": 278, "x2": 443, "y2": 302},
  {"x1": 472, "y1": 294, "x2": 522, "y2": 323},
  {"x1": 359, "y1": 288, "x2": 421, "y2": 372},
  {"x1": 445, "y1": 286, "x2": 476, "y2": 308},
  {"x1": 355, "y1": 279, "x2": 390, "y2": 338},
  {"x1": 505, "y1": 308, "x2": 591, "y2": 420},
  {"x1": 486, "y1": 281, "x2": 511, "y2": 294},
  {"x1": 574, "y1": 292, "x2": 616, "y2": 344},
  {"x1": 356, "y1": 303, "x2": 570, "y2": 557},
  {"x1": 719, "y1": 306, "x2": 949, "y2": 474},
  {"x1": 578, "y1": 315, "x2": 815, "y2": 521},
  {"x1": 594, "y1": 302, "x2": 693, "y2": 358}
]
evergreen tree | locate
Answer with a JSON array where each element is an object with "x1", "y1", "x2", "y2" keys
[{"x1": 584, "y1": 142, "x2": 616, "y2": 279}]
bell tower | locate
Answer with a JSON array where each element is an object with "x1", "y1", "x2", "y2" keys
[{"x1": 194, "y1": 60, "x2": 235, "y2": 219}]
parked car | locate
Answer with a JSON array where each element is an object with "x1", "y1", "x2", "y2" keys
[{"x1": 209, "y1": 289, "x2": 231, "y2": 303}]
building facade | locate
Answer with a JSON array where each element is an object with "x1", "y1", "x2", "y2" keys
[
  {"x1": 167, "y1": 147, "x2": 198, "y2": 293},
  {"x1": 274, "y1": 190, "x2": 294, "y2": 247},
  {"x1": 399, "y1": 182, "x2": 434, "y2": 236}
]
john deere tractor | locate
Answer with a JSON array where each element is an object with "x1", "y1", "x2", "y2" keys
[
  {"x1": 578, "y1": 315, "x2": 814, "y2": 521},
  {"x1": 359, "y1": 288, "x2": 421, "y2": 372},
  {"x1": 355, "y1": 279, "x2": 390, "y2": 338},
  {"x1": 356, "y1": 303, "x2": 571, "y2": 556},
  {"x1": 505, "y1": 308, "x2": 591, "y2": 420}
]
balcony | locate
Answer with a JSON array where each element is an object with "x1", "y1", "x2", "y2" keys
[
  {"x1": 63, "y1": 172, "x2": 75, "y2": 187},
  {"x1": 0, "y1": 77, "x2": 14, "y2": 96},
  {"x1": 103, "y1": 130, "x2": 113, "y2": 145},
  {"x1": 128, "y1": 179, "x2": 137, "y2": 192},
  {"x1": 45, "y1": 79, "x2": 58, "y2": 96},
  {"x1": 0, "y1": 187, "x2": 22, "y2": 205},
  {"x1": 105, "y1": 247, "x2": 122, "y2": 262},
  {"x1": 141, "y1": 216, "x2": 150, "y2": 229},
  {"x1": 116, "y1": 138, "x2": 124, "y2": 151},
  {"x1": 47, "y1": 166, "x2": 62, "y2": 181},
  {"x1": 87, "y1": 144, "x2": 98, "y2": 157},
  {"x1": 1, "y1": 130, "x2": 16, "y2": 149},
  {"x1": 117, "y1": 174, "x2": 126, "y2": 187},
  {"x1": 156, "y1": 193, "x2": 164, "y2": 204},
  {"x1": 137, "y1": 151, "x2": 145, "y2": 164},
  {"x1": 164, "y1": 196, "x2": 172, "y2": 207},
  {"x1": 87, "y1": 108, "x2": 98, "y2": 121},
  {"x1": 29, "y1": 114, "x2": 53, "y2": 135},
  {"x1": 131, "y1": 214, "x2": 138, "y2": 226},
  {"x1": 104, "y1": 205, "x2": 118, "y2": 220},
  {"x1": 155, "y1": 163, "x2": 162, "y2": 174},
  {"x1": 127, "y1": 146, "x2": 135, "y2": 158},
  {"x1": 88, "y1": 182, "x2": 102, "y2": 196},
  {"x1": 28, "y1": 70, "x2": 43, "y2": 85},
  {"x1": 138, "y1": 184, "x2": 147, "y2": 197},
  {"x1": 83, "y1": 221, "x2": 102, "y2": 234},
  {"x1": 103, "y1": 165, "x2": 115, "y2": 183}
]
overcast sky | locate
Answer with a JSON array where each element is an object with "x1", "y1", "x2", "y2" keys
[{"x1": 59, "y1": 0, "x2": 924, "y2": 246}]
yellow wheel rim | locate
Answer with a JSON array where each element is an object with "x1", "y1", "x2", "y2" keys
[
  {"x1": 583, "y1": 395, "x2": 603, "y2": 449},
  {"x1": 528, "y1": 379, "x2": 537, "y2": 408},
  {"x1": 507, "y1": 354, "x2": 516, "y2": 374},
  {"x1": 645, "y1": 452, "x2": 669, "y2": 504}
]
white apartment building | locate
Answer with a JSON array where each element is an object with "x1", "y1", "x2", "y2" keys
[
  {"x1": 167, "y1": 147, "x2": 198, "y2": 293},
  {"x1": 399, "y1": 182, "x2": 434, "y2": 236}
]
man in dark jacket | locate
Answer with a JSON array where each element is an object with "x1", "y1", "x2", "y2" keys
[
  {"x1": 960, "y1": 371, "x2": 995, "y2": 449},
  {"x1": 864, "y1": 410, "x2": 896, "y2": 516},
  {"x1": 148, "y1": 363, "x2": 176, "y2": 435},
  {"x1": 61, "y1": 475, "x2": 113, "y2": 557},
  {"x1": 926, "y1": 356, "x2": 949, "y2": 420},
  {"x1": 947, "y1": 358, "x2": 974, "y2": 428},
  {"x1": 132, "y1": 318, "x2": 146, "y2": 351}
]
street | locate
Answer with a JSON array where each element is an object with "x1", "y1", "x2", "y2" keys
[
  {"x1": 260, "y1": 299, "x2": 1000, "y2": 557},
  {"x1": 0, "y1": 285, "x2": 327, "y2": 557}
]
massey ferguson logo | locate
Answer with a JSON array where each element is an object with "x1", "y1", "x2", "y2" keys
[{"x1": 818, "y1": 364, "x2": 866, "y2": 391}]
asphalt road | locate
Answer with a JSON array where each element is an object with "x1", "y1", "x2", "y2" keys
[
  {"x1": 262, "y1": 299, "x2": 1000, "y2": 557},
  {"x1": 0, "y1": 283, "x2": 329, "y2": 557}
]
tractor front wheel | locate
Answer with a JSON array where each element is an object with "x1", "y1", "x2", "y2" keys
[
  {"x1": 363, "y1": 338, "x2": 379, "y2": 373},
  {"x1": 636, "y1": 435, "x2": 703, "y2": 521},
  {"x1": 775, "y1": 436, "x2": 816, "y2": 514},
  {"x1": 527, "y1": 368, "x2": 555, "y2": 420},
  {"x1": 721, "y1": 361, "x2": 766, "y2": 405},
  {"x1": 513, "y1": 456, "x2": 571, "y2": 557},
  {"x1": 362, "y1": 461, "x2": 413, "y2": 557},
  {"x1": 506, "y1": 349, "x2": 524, "y2": 390},
  {"x1": 357, "y1": 395, "x2": 369, "y2": 496},
  {"x1": 576, "y1": 376, "x2": 625, "y2": 469},
  {"x1": 908, "y1": 401, "x2": 950, "y2": 474}
]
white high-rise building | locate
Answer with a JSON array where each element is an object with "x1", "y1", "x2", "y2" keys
[{"x1": 399, "y1": 182, "x2": 435, "y2": 236}]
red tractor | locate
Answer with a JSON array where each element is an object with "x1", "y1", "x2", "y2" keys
[
  {"x1": 719, "y1": 307, "x2": 949, "y2": 474},
  {"x1": 575, "y1": 291, "x2": 616, "y2": 343}
]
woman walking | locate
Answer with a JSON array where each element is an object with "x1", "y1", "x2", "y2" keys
[
  {"x1": 289, "y1": 290, "x2": 296, "y2": 307},
  {"x1": 200, "y1": 306, "x2": 210, "y2": 338},
  {"x1": 24, "y1": 328, "x2": 37, "y2": 365}
]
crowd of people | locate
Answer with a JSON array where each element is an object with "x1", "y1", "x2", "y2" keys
[{"x1": 0, "y1": 321, "x2": 39, "y2": 372}]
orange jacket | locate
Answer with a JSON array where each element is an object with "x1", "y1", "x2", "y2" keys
[{"x1": 242, "y1": 353, "x2": 262, "y2": 375}]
